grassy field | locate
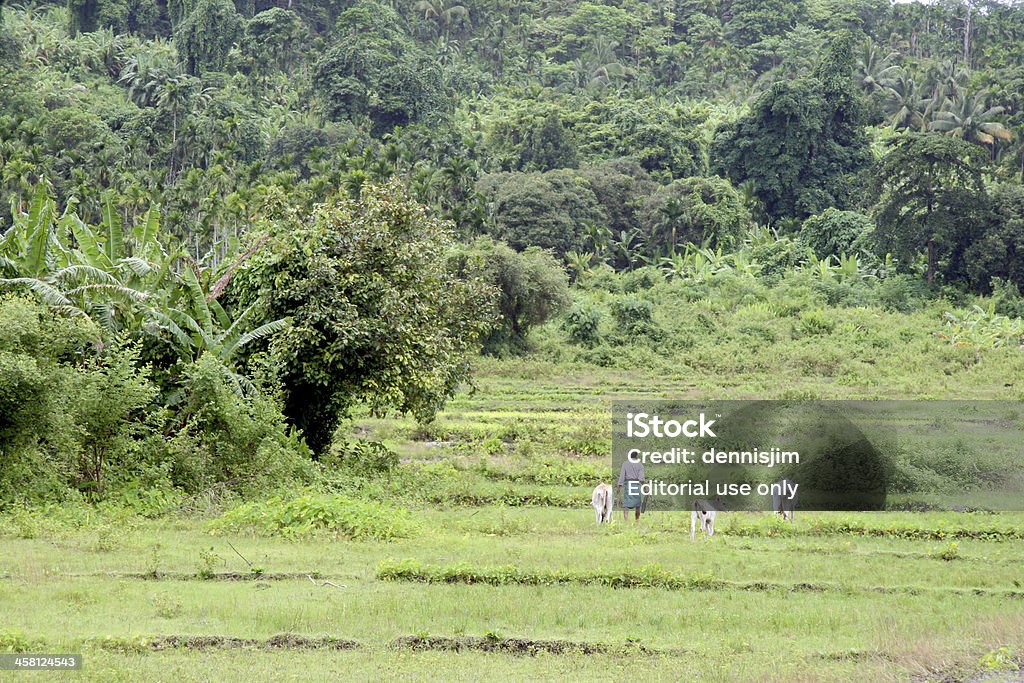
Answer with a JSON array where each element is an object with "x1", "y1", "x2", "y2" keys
[
  {"x1": 2, "y1": 359, "x2": 1024, "y2": 682},
  {"x1": 1, "y1": 507, "x2": 1023, "y2": 681}
]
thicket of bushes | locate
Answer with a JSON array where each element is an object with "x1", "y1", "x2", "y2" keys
[
  {"x1": 534, "y1": 250, "x2": 1024, "y2": 372},
  {"x1": 0, "y1": 182, "x2": 497, "y2": 509},
  {"x1": 0, "y1": 295, "x2": 315, "y2": 506}
]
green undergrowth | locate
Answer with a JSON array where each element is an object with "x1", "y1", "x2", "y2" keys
[{"x1": 208, "y1": 495, "x2": 418, "y2": 541}]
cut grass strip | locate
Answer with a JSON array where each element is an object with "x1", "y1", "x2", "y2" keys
[{"x1": 377, "y1": 560, "x2": 1024, "y2": 599}]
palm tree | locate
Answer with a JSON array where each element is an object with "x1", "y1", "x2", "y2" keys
[
  {"x1": 884, "y1": 70, "x2": 929, "y2": 130},
  {"x1": 923, "y1": 59, "x2": 967, "y2": 105},
  {"x1": 439, "y1": 155, "x2": 476, "y2": 205},
  {"x1": 413, "y1": 0, "x2": 469, "y2": 38},
  {"x1": 117, "y1": 39, "x2": 180, "y2": 108},
  {"x1": 929, "y1": 92, "x2": 1013, "y2": 148},
  {"x1": 565, "y1": 37, "x2": 632, "y2": 94},
  {"x1": 655, "y1": 197, "x2": 688, "y2": 252},
  {"x1": 856, "y1": 38, "x2": 900, "y2": 95}
]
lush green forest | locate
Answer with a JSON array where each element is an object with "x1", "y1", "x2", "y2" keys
[
  {"x1": 3, "y1": 4, "x2": 1024, "y2": 680},
  {"x1": 3, "y1": 0, "x2": 1024, "y2": 506}
]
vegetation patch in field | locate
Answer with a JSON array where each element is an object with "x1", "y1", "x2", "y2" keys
[
  {"x1": 0, "y1": 629, "x2": 43, "y2": 653},
  {"x1": 89, "y1": 634, "x2": 361, "y2": 652},
  {"x1": 392, "y1": 634, "x2": 661, "y2": 656},
  {"x1": 380, "y1": 560, "x2": 772, "y2": 592},
  {"x1": 378, "y1": 560, "x2": 1024, "y2": 599},
  {"x1": 209, "y1": 494, "x2": 417, "y2": 541},
  {"x1": 721, "y1": 515, "x2": 1024, "y2": 541},
  {"x1": 72, "y1": 571, "x2": 329, "y2": 582}
]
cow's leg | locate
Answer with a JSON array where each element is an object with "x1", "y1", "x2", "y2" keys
[{"x1": 690, "y1": 511, "x2": 697, "y2": 540}]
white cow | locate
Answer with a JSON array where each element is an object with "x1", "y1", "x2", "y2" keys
[
  {"x1": 772, "y1": 478, "x2": 797, "y2": 522},
  {"x1": 591, "y1": 483, "x2": 613, "y2": 524},
  {"x1": 691, "y1": 498, "x2": 724, "y2": 539}
]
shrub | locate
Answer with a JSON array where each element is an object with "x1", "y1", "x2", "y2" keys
[
  {"x1": 799, "y1": 208, "x2": 874, "y2": 259},
  {"x1": 0, "y1": 297, "x2": 97, "y2": 506},
  {"x1": 979, "y1": 647, "x2": 1018, "y2": 673},
  {"x1": 166, "y1": 354, "x2": 316, "y2": 495},
  {"x1": 797, "y1": 310, "x2": 835, "y2": 337},
  {"x1": 989, "y1": 277, "x2": 1024, "y2": 319},
  {"x1": 66, "y1": 341, "x2": 159, "y2": 495},
  {"x1": 932, "y1": 541, "x2": 960, "y2": 561},
  {"x1": 611, "y1": 296, "x2": 655, "y2": 335},
  {"x1": 451, "y1": 237, "x2": 571, "y2": 353},
  {"x1": 563, "y1": 303, "x2": 602, "y2": 345},
  {"x1": 324, "y1": 439, "x2": 399, "y2": 477},
  {"x1": 620, "y1": 267, "x2": 660, "y2": 293}
]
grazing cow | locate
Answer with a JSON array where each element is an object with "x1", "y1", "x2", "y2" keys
[
  {"x1": 772, "y1": 478, "x2": 797, "y2": 522},
  {"x1": 591, "y1": 483, "x2": 613, "y2": 524},
  {"x1": 691, "y1": 498, "x2": 724, "y2": 539}
]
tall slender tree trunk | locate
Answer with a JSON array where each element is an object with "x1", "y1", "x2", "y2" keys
[
  {"x1": 926, "y1": 174, "x2": 935, "y2": 284},
  {"x1": 927, "y1": 237, "x2": 936, "y2": 283},
  {"x1": 963, "y1": 4, "x2": 972, "y2": 66}
]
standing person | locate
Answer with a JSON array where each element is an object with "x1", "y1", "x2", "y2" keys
[{"x1": 616, "y1": 454, "x2": 645, "y2": 521}]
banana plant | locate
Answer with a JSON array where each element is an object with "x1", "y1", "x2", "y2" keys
[
  {"x1": 146, "y1": 267, "x2": 289, "y2": 392},
  {"x1": 942, "y1": 305, "x2": 1024, "y2": 349},
  {"x1": 658, "y1": 250, "x2": 689, "y2": 281},
  {"x1": 564, "y1": 250, "x2": 594, "y2": 283},
  {"x1": 687, "y1": 244, "x2": 731, "y2": 282},
  {"x1": 729, "y1": 250, "x2": 762, "y2": 277},
  {"x1": 1, "y1": 184, "x2": 178, "y2": 338},
  {"x1": 0, "y1": 183, "x2": 71, "y2": 278},
  {"x1": 610, "y1": 228, "x2": 646, "y2": 271}
]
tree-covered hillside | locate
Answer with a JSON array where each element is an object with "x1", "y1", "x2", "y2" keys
[
  {"x1": 1, "y1": 0, "x2": 1024, "y2": 287},
  {"x1": 3, "y1": 0, "x2": 1024, "y2": 505}
]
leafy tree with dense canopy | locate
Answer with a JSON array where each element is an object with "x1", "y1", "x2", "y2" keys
[
  {"x1": 477, "y1": 169, "x2": 606, "y2": 257},
  {"x1": 311, "y1": 1, "x2": 449, "y2": 134},
  {"x1": 800, "y1": 208, "x2": 875, "y2": 259},
  {"x1": 449, "y1": 237, "x2": 571, "y2": 352},
  {"x1": 229, "y1": 180, "x2": 497, "y2": 455},
  {"x1": 874, "y1": 132, "x2": 988, "y2": 284},
  {"x1": 711, "y1": 31, "x2": 872, "y2": 223},
  {"x1": 174, "y1": 0, "x2": 244, "y2": 75},
  {"x1": 638, "y1": 176, "x2": 751, "y2": 251}
]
